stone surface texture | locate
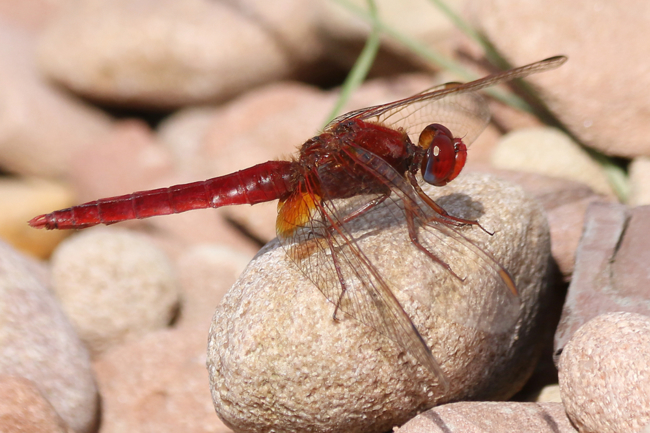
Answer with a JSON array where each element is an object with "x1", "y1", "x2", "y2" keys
[
  {"x1": 470, "y1": 0, "x2": 650, "y2": 158},
  {"x1": 491, "y1": 127, "x2": 614, "y2": 197},
  {"x1": 559, "y1": 312, "x2": 650, "y2": 433},
  {"x1": 37, "y1": 0, "x2": 323, "y2": 108},
  {"x1": 208, "y1": 173, "x2": 553, "y2": 433},
  {"x1": 396, "y1": 401, "x2": 577, "y2": 432},
  {"x1": 0, "y1": 241, "x2": 98, "y2": 433},
  {"x1": 0, "y1": 374, "x2": 72, "y2": 433},
  {"x1": 629, "y1": 156, "x2": 650, "y2": 207},
  {"x1": 0, "y1": 20, "x2": 112, "y2": 178},
  {"x1": 50, "y1": 228, "x2": 180, "y2": 355},
  {"x1": 93, "y1": 325, "x2": 232, "y2": 433},
  {"x1": 555, "y1": 203, "x2": 650, "y2": 357}
]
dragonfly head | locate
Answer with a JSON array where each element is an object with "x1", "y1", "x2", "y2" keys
[{"x1": 418, "y1": 124, "x2": 467, "y2": 187}]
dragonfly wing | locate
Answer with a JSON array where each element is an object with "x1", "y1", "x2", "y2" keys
[
  {"x1": 326, "y1": 56, "x2": 567, "y2": 146},
  {"x1": 325, "y1": 89, "x2": 490, "y2": 147},
  {"x1": 361, "y1": 91, "x2": 490, "y2": 146},
  {"x1": 340, "y1": 144, "x2": 521, "y2": 333},
  {"x1": 276, "y1": 169, "x2": 450, "y2": 389}
]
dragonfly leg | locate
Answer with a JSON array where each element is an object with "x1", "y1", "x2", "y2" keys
[
  {"x1": 322, "y1": 194, "x2": 391, "y2": 320},
  {"x1": 404, "y1": 203, "x2": 464, "y2": 282},
  {"x1": 406, "y1": 172, "x2": 493, "y2": 235},
  {"x1": 325, "y1": 194, "x2": 390, "y2": 238}
]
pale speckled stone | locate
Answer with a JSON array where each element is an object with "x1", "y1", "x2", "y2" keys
[
  {"x1": 396, "y1": 401, "x2": 577, "y2": 432},
  {"x1": 491, "y1": 127, "x2": 614, "y2": 197},
  {"x1": 51, "y1": 228, "x2": 180, "y2": 355},
  {"x1": 208, "y1": 172, "x2": 552, "y2": 433},
  {"x1": 629, "y1": 156, "x2": 650, "y2": 207},
  {"x1": 0, "y1": 241, "x2": 98, "y2": 433},
  {"x1": 559, "y1": 312, "x2": 650, "y2": 433}
]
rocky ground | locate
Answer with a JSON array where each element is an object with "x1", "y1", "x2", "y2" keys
[{"x1": 0, "y1": 1, "x2": 649, "y2": 433}]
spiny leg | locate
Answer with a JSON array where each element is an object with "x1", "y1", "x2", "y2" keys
[
  {"x1": 407, "y1": 172, "x2": 493, "y2": 235},
  {"x1": 403, "y1": 203, "x2": 464, "y2": 282},
  {"x1": 323, "y1": 194, "x2": 391, "y2": 319},
  {"x1": 324, "y1": 194, "x2": 390, "y2": 239}
]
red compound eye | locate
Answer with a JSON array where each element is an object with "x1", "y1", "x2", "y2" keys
[{"x1": 419, "y1": 124, "x2": 467, "y2": 187}]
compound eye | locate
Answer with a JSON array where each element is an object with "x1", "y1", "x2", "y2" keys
[{"x1": 419, "y1": 124, "x2": 467, "y2": 187}]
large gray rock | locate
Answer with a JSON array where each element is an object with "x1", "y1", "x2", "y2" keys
[{"x1": 208, "y1": 172, "x2": 553, "y2": 433}]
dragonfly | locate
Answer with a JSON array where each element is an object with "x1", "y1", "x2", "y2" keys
[{"x1": 30, "y1": 55, "x2": 567, "y2": 391}]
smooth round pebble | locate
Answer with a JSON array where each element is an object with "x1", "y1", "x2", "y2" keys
[
  {"x1": 0, "y1": 375, "x2": 71, "y2": 433},
  {"x1": 559, "y1": 312, "x2": 650, "y2": 432},
  {"x1": 208, "y1": 172, "x2": 553, "y2": 433},
  {"x1": 0, "y1": 241, "x2": 97, "y2": 433},
  {"x1": 491, "y1": 127, "x2": 614, "y2": 196},
  {"x1": 51, "y1": 228, "x2": 179, "y2": 355},
  {"x1": 37, "y1": 0, "x2": 322, "y2": 108}
]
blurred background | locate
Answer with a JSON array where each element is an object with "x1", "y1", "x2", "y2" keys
[
  {"x1": 0, "y1": 1, "x2": 649, "y2": 432},
  {"x1": 3, "y1": 0, "x2": 648, "y2": 261}
]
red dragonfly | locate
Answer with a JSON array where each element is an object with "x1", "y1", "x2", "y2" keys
[{"x1": 30, "y1": 56, "x2": 566, "y2": 390}]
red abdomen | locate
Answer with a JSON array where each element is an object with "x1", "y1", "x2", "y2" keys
[{"x1": 29, "y1": 161, "x2": 295, "y2": 230}]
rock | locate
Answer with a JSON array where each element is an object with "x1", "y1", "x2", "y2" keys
[
  {"x1": 491, "y1": 127, "x2": 614, "y2": 197},
  {"x1": 535, "y1": 384, "x2": 561, "y2": 403},
  {"x1": 629, "y1": 156, "x2": 650, "y2": 206},
  {"x1": 93, "y1": 325, "x2": 233, "y2": 433},
  {"x1": 208, "y1": 172, "x2": 552, "y2": 433},
  {"x1": 315, "y1": 0, "x2": 459, "y2": 75},
  {"x1": 68, "y1": 120, "x2": 174, "y2": 204},
  {"x1": 0, "y1": 374, "x2": 72, "y2": 433},
  {"x1": 470, "y1": 167, "x2": 610, "y2": 280},
  {"x1": 157, "y1": 106, "x2": 218, "y2": 174},
  {"x1": 559, "y1": 312, "x2": 650, "y2": 433},
  {"x1": 0, "y1": 240, "x2": 98, "y2": 433},
  {"x1": 143, "y1": 206, "x2": 262, "y2": 262},
  {"x1": 554, "y1": 203, "x2": 650, "y2": 357},
  {"x1": 469, "y1": 0, "x2": 650, "y2": 158},
  {"x1": 0, "y1": 0, "x2": 63, "y2": 32},
  {"x1": 0, "y1": 20, "x2": 113, "y2": 178},
  {"x1": 0, "y1": 177, "x2": 73, "y2": 259},
  {"x1": 50, "y1": 228, "x2": 180, "y2": 355},
  {"x1": 37, "y1": 0, "x2": 323, "y2": 108},
  {"x1": 175, "y1": 244, "x2": 252, "y2": 329},
  {"x1": 396, "y1": 401, "x2": 576, "y2": 432}
]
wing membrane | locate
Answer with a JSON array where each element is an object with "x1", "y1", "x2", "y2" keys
[{"x1": 326, "y1": 56, "x2": 566, "y2": 145}]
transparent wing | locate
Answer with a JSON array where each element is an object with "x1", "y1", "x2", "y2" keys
[
  {"x1": 276, "y1": 167, "x2": 450, "y2": 390},
  {"x1": 325, "y1": 56, "x2": 566, "y2": 146},
  {"x1": 339, "y1": 144, "x2": 521, "y2": 330},
  {"x1": 275, "y1": 147, "x2": 522, "y2": 389}
]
